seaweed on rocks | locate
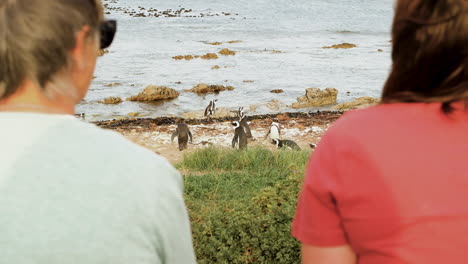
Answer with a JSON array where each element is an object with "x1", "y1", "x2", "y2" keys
[{"x1": 94, "y1": 111, "x2": 343, "y2": 131}]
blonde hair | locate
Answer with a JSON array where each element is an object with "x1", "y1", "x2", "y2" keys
[{"x1": 0, "y1": 0, "x2": 104, "y2": 99}]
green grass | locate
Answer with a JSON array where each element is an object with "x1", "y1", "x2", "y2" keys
[
  {"x1": 178, "y1": 146, "x2": 309, "y2": 173},
  {"x1": 178, "y1": 147, "x2": 311, "y2": 263}
]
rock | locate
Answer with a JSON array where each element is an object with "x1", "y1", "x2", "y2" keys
[
  {"x1": 172, "y1": 55, "x2": 194, "y2": 60},
  {"x1": 186, "y1": 83, "x2": 234, "y2": 94},
  {"x1": 98, "y1": 49, "x2": 109, "y2": 56},
  {"x1": 209, "y1": 42, "x2": 223, "y2": 45},
  {"x1": 128, "y1": 112, "x2": 141, "y2": 117},
  {"x1": 243, "y1": 80, "x2": 255, "y2": 83},
  {"x1": 270, "y1": 89, "x2": 284, "y2": 94},
  {"x1": 213, "y1": 107, "x2": 237, "y2": 118},
  {"x1": 227, "y1": 40, "x2": 242, "y2": 44},
  {"x1": 201, "y1": 53, "x2": 219, "y2": 59},
  {"x1": 297, "y1": 95, "x2": 309, "y2": 103},
  {"x1": 266, "y1": 99, "x2": 287, "y2": 111},
  {"x1": 98, "y1": 96, "x2": 123, "y2": 104},
  {"x1": 292, "y1": 88, "x2": 338, "y2": 109},
  {"x1": 104, "y1": 82, "x2": 122, "y2": 87},
  {"x1": 181, "y1": 111, "x2": 203, "y2": 119},
  {"x1": 323, "y1": 43, "x2": 357, "y2": 49},
  {"x1": 378, "y1": 49, "x2": 383, "y2": 52},
  {"x1": 219, "y1": 48, "x2": 236, "y2": 55},
  {"x1": 276, "y1": 113, "x2": 290, "y2": 122},
  {"x1": 182, "y1": 107, "x2": 236, "y2": 119},
  {"x1": 333, "y1": 97, "x2": 380, "y2": 111},
  {"x1": 127, "y1": 85, "x2": 179, "y2": 101},
  {"x1": 211, "y1": 65, "x2": 221, "y2": 70}
]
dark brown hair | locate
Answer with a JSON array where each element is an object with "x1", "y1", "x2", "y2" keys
[
  {"x1": 0, "y1": 0, "x2": 103, "y2": 100},
  {"x1": 382, "y1": 0, "x2": 468, "y2": 113}
]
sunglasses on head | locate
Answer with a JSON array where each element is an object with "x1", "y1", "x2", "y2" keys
[{"x1": 100, "y1": 20, "x2": 117, "y2": 49}]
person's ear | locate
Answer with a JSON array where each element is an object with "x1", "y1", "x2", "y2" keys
[{"x1": 71, "y1": 25, "x2": 93, "y2": 70}]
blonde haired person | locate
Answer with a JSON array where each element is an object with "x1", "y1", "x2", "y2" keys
[{"x1": 0, "y1": 0, "x2": 196, "y2": 263}]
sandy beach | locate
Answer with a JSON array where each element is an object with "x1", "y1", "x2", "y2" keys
[{"x1": 95, "y1": 111, "x2": 342, "y2": 164}]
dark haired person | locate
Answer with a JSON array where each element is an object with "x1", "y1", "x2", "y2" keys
[
  {"x1": 293, "y1": 0, "x2": 468, "y2": 263},
  {"x1": 0, "y1": 0, "x2": 196, "y2": 263}
]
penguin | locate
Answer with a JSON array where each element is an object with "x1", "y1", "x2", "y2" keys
[
  {"x1": 171, "y1": 123, "x2": 193, "y2": 151},
  {"x1": 237, "y1": 107, "x2": 253, "y2": 139},
  {"x1": 74, "y1": 113, "x2": 85, "y2": 120},
  {"x1": 272, "y1": 139, "x2": 301, "y2": 150},
  {"x1": 204, "y1": 99, "x2": 218, "y2": 119},
  {"x1": 237, "y1": 107, "x2": 245, "y2": 119},
  {"x1": 309, "y1": 143, "x2": 317, "y2": 149},
  {"x1": 264, "y1": 121, "x2": 281, "y2": 141},
  {"x1": 232, "y1": 121, "x2": 248, "y2": 150}
]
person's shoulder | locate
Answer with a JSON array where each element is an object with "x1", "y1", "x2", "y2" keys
[
  {"x1": 56, "y1": 119, "x2": 177, "y2": 177},
  {"x1": 329, "y1": 103, "x2": 416, "y2": 134}
]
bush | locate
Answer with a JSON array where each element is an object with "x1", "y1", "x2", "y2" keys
[{"x1": 179, "y1": 147, "x2": 310, "y2": 263}]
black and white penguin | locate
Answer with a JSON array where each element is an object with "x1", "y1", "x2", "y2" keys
[
  {"x1": 237, "y1": 107, "x2": 253, "y2": 139},
  {"x1": 74, "y1": 113, "x2": 85, "y2": 120},
  {"x1": 232, "y1": 121, "x2": 248, "y2": 150},
  {"x1": 237, "y1": 107, "x2": 245, "y2": 118},
  {"x1": 272, "y1": 139, "x2": 301, "y2": 150},
  {"x1": 204, "y1": 99, "x2": 218, "y2": 119},
  {"x1": 171, "y1": 123, "x2": 193, "y2": 151},
  {"x1": 264, "y1": 121, "x2": 281, "y2": 140}
]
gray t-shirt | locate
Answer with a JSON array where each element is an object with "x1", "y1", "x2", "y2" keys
[{"x1": 0, "y1": 113, "x2": 196, "y2": 264}]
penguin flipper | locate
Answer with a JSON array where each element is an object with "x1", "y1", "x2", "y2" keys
[
  {"x1": 264, "y1": 129, "x2": 270, "y2": 140},
  {"x1": 245, "y1": 125, "x2": 253, "y2": 138},
  {"x1": 188, "y1": 130, "x2": 193, "y2": 143},
  {"x1": 232, "y1": 134, "x2": 238, "y2": 149},
  {"x1": 171, "y1": 131, "x2": 178, "y2": 143}
]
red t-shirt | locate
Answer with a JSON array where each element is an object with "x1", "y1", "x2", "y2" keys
[{"x1": 293, "y1": 102, "x2": 468, "y2": 263}]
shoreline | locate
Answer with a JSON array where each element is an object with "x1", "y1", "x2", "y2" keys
[
  {"x1": 94, "y1": 110, "x2": 343, "y2": 129},
  {"x1": 95, "y1": 110, "x2": 344, "y2": 164}
]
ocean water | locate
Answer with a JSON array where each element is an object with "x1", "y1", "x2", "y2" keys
[{"x1": 78, "y1": 0, "x2": 395, "y2": 120}]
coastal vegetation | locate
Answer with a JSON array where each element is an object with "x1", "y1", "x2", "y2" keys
[{"x1": 178, "y1": 147, "x2": 311, "y2": 263}]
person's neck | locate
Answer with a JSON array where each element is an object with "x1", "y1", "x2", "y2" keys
[{"x1": 0, "y1": 80, "x2": 75, "y2": 115}]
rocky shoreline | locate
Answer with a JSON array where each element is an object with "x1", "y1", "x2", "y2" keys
[
  {"x1": 95, "y1": 111, "x2": 344, "y2": 163},
  {"x1": 94, "y1": 110, "x2": 342, "y2": 130},
  {"x1": 102, "y1": 0, "x2": 239, "y2": 19}
]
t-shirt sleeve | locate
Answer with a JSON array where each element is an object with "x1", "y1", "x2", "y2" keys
[{"x1": 292, "y1": 130, "x2": 348, "y2": 246}]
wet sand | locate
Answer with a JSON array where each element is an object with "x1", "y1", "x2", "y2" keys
[{"x1": 95, "y1": 111, "x2": 343, "y2": 164}]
